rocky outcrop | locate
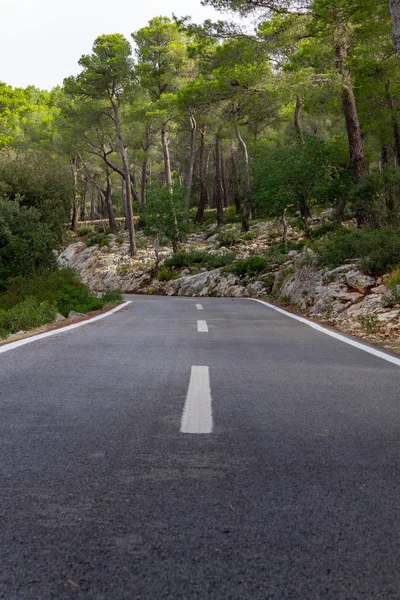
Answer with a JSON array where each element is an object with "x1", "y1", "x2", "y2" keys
[{"x1": 58, "y1": 225, "x2": 400, "y2": 350}]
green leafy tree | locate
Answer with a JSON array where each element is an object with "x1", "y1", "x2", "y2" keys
[{"x1": 65, "y1": 34, "x2": 137, "y2": 254}]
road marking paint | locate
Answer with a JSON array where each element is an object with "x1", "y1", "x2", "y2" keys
[
  {"x1": 181, "y1": 366, "x2": 213, "y2": 434},
  {"x1": 196, "y1": 304, "x2": 204, "y2": 310},
  {"x1": 0, "y1": 301, "x2": 132, "y2": 355},
  {"x1": 251, "y1": 298, "x2": 400, "y2": 368},
  {"x1": 197, "y1": 320, "x2": 209, "y2": 333}
]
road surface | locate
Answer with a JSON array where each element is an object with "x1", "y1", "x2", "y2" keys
[{"x1": 1, "y1": 295, "x2": 400, "y2": 599}]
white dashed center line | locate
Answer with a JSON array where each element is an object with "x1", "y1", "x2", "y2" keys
[
  {"x1": 196, "y1": 304, "x2": 204, "y2": 310},
  {"x1": 181, "y1": 367, "x2": 213, "y2": 434},
  {"x1": 197, "y1": 320, "x2": 209, "y2": 333}
]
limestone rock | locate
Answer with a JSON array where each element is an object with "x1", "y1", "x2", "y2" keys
[
  {"x1": 68, "y1": 311, "x2": 86, "y2": 319},
  {"x1": 345, "y1": 270, "x2": 375, "y2": 294}
]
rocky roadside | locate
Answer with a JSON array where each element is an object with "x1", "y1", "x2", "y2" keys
[{"x1": 58, "y1": 221, "x2": 400, "y2": 354}]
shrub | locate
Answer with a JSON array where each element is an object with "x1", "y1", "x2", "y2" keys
[
  {"x1": 164, "y1": 249, "x2": 235, "y2": 271},
  {"x1": 218, "y1": 229, "x2": 243, "y2": 247},
  {"x1": 225, "y1": 256, "x2": 269, "y2": 277},
  {"x1": 316, "y1": 228, "x2": 400, "y2": 276},
  {"x1": 0, "y1": 196, "x2": 57, "y2": 289},
  {"x1": 0, "y1": 298, "x2": 57, "y2": 337},
  {"x1": 102, "y1": 289, "x2": 123, "y2": 304},
  {"x1": 85, "y1": 233, "x2": 110, "y2": 248},
  {"x1": 77, "y1": 225, "x2": 95, "y2": 237},
  {"x1": 0, "y1": 269, "x2": 118, "y2": 317},
  {"x1": 157, "y1": 269, "x2": 180, "y2": 282}
]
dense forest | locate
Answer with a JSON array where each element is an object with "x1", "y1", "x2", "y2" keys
[{"x1": 2, "y1": 0, "x2": 400, "y2": 335}]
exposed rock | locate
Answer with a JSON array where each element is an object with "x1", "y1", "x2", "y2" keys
[
  {"x1": 54, "y1": 313, "x2": 66, "y2": 322},
  {"x1": 68, "y1": 311, "x2": 86, "y2": 319},
  {"x1": 345, "y1": 270, "x2": 375, "y2": 294}
]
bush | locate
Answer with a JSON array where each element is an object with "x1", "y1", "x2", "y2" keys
[
  {"x1": 0, "y1": 148, "x2": 73, "y2": 238},
  {"x1": 163, "y1": 249, "x2": 235, "y2": 271},
  {"x1": 157, "y1": 269, "x2": 181, "y2": 282},
  {"x1": 316, "y1": 228, "x2": 400, "y2": 276},
  {"x1": 218, "y1": 229, "x2": 243, "y2": 247},
  {"x1": 101, "y1": 289, "x2": 123, "y2": 304},
  {"x1": 225, "y1": 256, "x2": 269, "y2": 277},
  {"x1": 77, "y1": 225, "x2": 95, "y2": 237},
  {"x1": 0, "y1": 196, "x2": 57, "y2": 289},
  {"x1": 0, "y1": 298, "x2": 57, "y2": 338},
  {"x1": 0, "y1": 269, "x2": 118, "y2": 317},
  {"x1": 85, "y1": 233, "x2": 110, "y2": 247}
]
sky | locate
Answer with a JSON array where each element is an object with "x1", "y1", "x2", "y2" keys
[{"x1": 1, "y1": 0, "x2": 223, "y2": 90}]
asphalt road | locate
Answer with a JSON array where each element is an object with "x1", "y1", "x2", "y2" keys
[{"x1": 1, "y1": 295, "x2": 400, "y2": 599}]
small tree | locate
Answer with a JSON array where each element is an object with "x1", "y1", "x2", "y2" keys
[
  {"x1": 140, "y1": 185, "x2": 187, "y2": 254},
  {"x1": 251, "y1": 136, "x2": 340, "y2": 234}
]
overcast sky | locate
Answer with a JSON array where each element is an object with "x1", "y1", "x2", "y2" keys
[{"x1": 1, "y1": 0, "x2": 222, "y2": 90}]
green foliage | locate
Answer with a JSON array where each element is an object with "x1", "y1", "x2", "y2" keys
[
  {"x1": 77, "y1": 225, "x2": 95, "y2": 236},
  {"x1": 251, "y1": 136, "x2": 350, "y2": 227},
  {"x1": 218, "y1": 228, "x2": 243, "y2": 247},
  {"x1": 140, "y1": 186, "x2": 187, "y2": 248},
  {"x1": 0, "y1": 196, "x2": 57, "y2": 289},
  {"x1": 101, "y1": 289, "x2": 123, "y2": 304},
  {"x1": 385, "y1": 269, "x2": 400, "y2": 291},
  {"x1": 316, "y1": 228, "x2": 400, "y2": 275},
  {"x1": 0, "y1": 269, "x2": 116, "y2": 317},
  {"x1": 225, "y1": 256, "x2": 269, "y2": 277},
  {"x1": 0, "y1": 149, "x2": 73, "y2": 236},
  {"x1": 311, "y1": 221, "x2": 339, "y2": 239},
  {"x1": 0, "y1": 298, "x2": 57, "y2": 338},
  {"x1": 157, "y1": 268, "x2": 181, "y2": 282},
  {"x1": 163, "y1": 249, "x2": 235, "y2": 270},
  {"x1": 85, "y1": 233, "x2": 110, "y2": 247},
  {"x1": 350, "y1": 169, "x2": 400, "y2": 227}
]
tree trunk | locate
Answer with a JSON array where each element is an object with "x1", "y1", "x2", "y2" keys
[
  {"x1": 214, "y1": 132, "x2": 224, "y2": 227},
  {"x1": 381, "y1": 144, "x2": 395, "y2": 216},
  {"x1": 104, "y1": 168, "x2": 117, "y2": 230},
  {"x1": 80, "y1": 178, "x2": 87, "y2": 221},
  {"x1": 386, "y1": 79, "x2": 400, "y2": 166},
  {"x1": 389, "y1": 0, "x2": 400, "y2": 64},
  {"x1": 235, "y1": 124, "x2": 251, "y2": 232},
  {"x1": 195, "y1": 126, "x2": 209, "y2": 223},
  {"x1": 335, "y1": 31, "x2": 368, "y2": 226},
  {"x1": 221, "y1": 149, "x2": 230, "y2": 207},
  {"x1": 141, "y1": 127, "x2": 151, "y2": 205},
  {"x1": 294, "y1": 96, "x2": 304, "y2": 141},
  {"x1": 161, "y1": 122, "x2": 180, "y2": 252},
  {"x1": 70, "y1": 156, "x2": 79, "y2": 231},
  {"x1": 184, "y1": 116, "x2": 197, "y2": 223},
  {"x1": 231, "y1": 150, "x2": 242, "y2": 214},
  {"x1": 113, "y1": 102, "x2": 136, "y2": 255},
  {"x1": 336, "y1": 42, "x2": 368, "y2": 184}
]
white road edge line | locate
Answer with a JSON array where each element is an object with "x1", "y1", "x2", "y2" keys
[
  {"x1": 251, "y1": 298, "x2": 400, "y2": 368},
  {"x1": 196, "y1": 304, "x2": 204, "y2": 310},
  {"x1": 197, "y1": 320, "x2": 209, "y2": 333},
  {"x1": 0, "y1": 301, "x2": 133, "y2": 355},
  {"x1": 181, "y1": 366, "x2": 213, "y2": 434}
]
